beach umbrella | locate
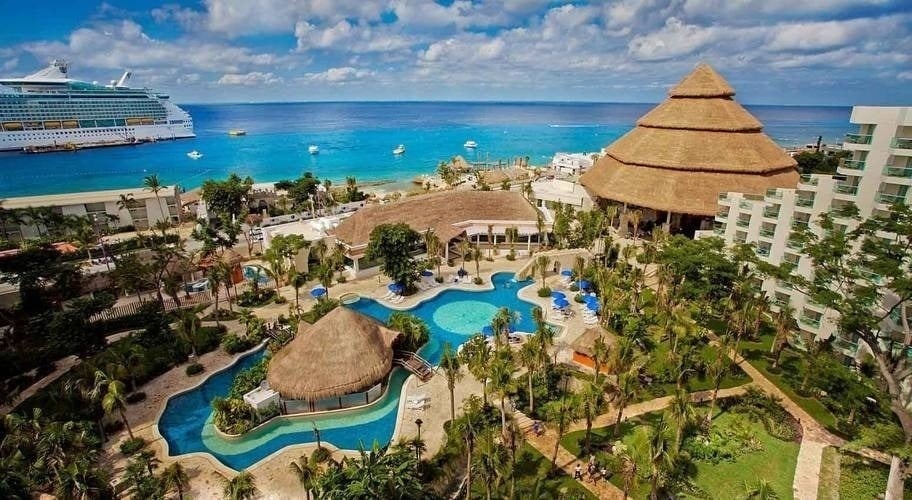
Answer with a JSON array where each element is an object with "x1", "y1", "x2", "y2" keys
[
  {"x1": 481, "y1": 325, "x2": 495, "y2": 336},
  {"x1": 584, "y1": 295, "x2": 598, "y2": 305},
  {"x1": 310, "y1": 287, "x2": 326, "y2": 298},
  {"x1": 388, "y1": 283, "x2": 403, "y2": 293},
  {"x1": 554, "y1": 298, "x2": 570, "y2": 308},
  {"x1": 457, "y1": 268, "x2": 469, "y2": 277},
  {"x1": 421, "y1": 270, "x2": 434, "y2": 277},
  {"x1": 560, "y1": 269, "x2": 573, "y2": 277},
  {"x1": 578, "y1": 279, "x2": 591, "y2": 290},
  {"x1": 586, "y1": 301, "x2": 601, "y2": 312},
  {"x1": 550, "y1": 291, "x2": 566, "y2": 299}
]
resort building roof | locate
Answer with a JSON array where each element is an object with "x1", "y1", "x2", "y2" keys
[
  {"x1": 331, "y1": 190, "x2": 541, "y2": 251},
  {"x1": 580, "y1": 63, "x2": 799, "y2": 217},
  {"x1": 266, "y1": 307, "x2": 400, "y2": 402}
]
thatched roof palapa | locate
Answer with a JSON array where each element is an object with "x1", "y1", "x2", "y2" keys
[
  {"x1": 267, "y1": 307, "x2": 401, "y2": 401},
  {"x1": 580, "y1": 63, "x2": 798, "y2": 216},
  {"x1": 331, "y1": 190, "x2": 540, "y2": 251}
]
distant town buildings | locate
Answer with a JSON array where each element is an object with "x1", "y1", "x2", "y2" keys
[
  {"x1": 529, "y1": 178, "x2": 595, "y2": 211},
  {"x1": 703, "y1": 105, "x2": 912, "y2": 360},
  {"x1": 550, "y1": 152, "x2": 596, "y2": 175}
]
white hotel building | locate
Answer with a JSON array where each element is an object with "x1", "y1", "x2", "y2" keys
[{"x1": 703, "y1": 106, "x2": 911, "y2": 359}]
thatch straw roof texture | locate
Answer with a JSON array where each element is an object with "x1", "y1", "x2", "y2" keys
[
  {"x1": 332, "y1": 190, "x2": 540, "y2": 249},
  {"x1": 267, "y1": 307, "x2": 400, "y2": 401},
  {"x1": 580, "y1": 63, "x2": 798, "y2": 217}
]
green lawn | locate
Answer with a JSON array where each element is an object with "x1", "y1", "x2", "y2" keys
[
  {"x1": 817, "y1": 446, "x2": 839, "y2": 500},
  {"x1": 838, "y1": 453, "x2": 910, "y2": 500},
  {"x1": 561, "y1": 410, "x2": 799, "y2": 499},
  {"x1": 740, "y1": 335, "x2": 840, "y2": 433}
]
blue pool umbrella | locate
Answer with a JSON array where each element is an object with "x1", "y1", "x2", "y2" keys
[
  {"x1": 421, "y1": 270, "x2": 434, "y2": 277},
  {"x1": 584, "y1": 295, "x2": 598, "y2": 304},
  {"x1": 481, "y1": 325, "x2": 495, "y2": 336},
  {"x1": 560, "y1": 269, "x2": 573, "y2": 276},
  {"x1": 310, "y1": 287, "x2": 326, "y2": 298},
  {"x1": 587, "y1": 301, "x2": 601, "y2": 312},
  {"x1": 550, "y1": 291, "x2": 566, "y2": 299},
  {"x1": 554, "y1": 298, "x2": 570, "y2": 308},
  {"x1": 388, "y1": 283, "x2": 403, "y2": 293},
  {"x1": 579, "y1": 279, "x2": 591, "y2": 290}
]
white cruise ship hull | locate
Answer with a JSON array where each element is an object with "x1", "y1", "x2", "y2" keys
[{"x1": 0, "y1": 123, "x2": 195, "y2": 152}]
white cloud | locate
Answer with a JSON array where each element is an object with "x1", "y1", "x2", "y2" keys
[
  {"x1": 202, "y1": 0, "x2": 386, "y2": 36},
  {"x1": 217, "y1": 71, "x2": 282, "y2": 86},
  {"x1": 681, "y1": 0, "x2": 891, "y2": 19},
  {"x1": 302, "y1": 66, "x2": 375, "y2": 83},
  {"x1": 294, "y1": 20, "x2": 413, "y2": 53},
  {"x1": 766, "y1": 17, "x2": 900, "y2": 52},
  {"x1": 628, "y1": 17, "x2": 719, "y2": 61},
  {"x1": 2, "y1": 58, "x2": 18, "y2": 72}
]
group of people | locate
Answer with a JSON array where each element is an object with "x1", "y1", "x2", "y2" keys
[{"x1": 573, "y1": 456, "x2": 611, "y2": 484}]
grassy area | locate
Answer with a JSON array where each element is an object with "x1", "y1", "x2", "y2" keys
[
  {"x1": 561, "y1": 410, "x2": 799, "y2": 499},
  {"x1": 688, "y1": 412, "x2": 798, "y2": 499},
  {"x1": 817, "y1": 446, "x2": 840, "y2": 500},
  {"x1": 472, "y1": 444, "x2": 596, "y2": 499},
  {"x1": 838, "y1": 453, "x2": 911, "y2": 500},
  {"x1": 740, "y1": 334, "x2": 840, "y2": 433}
]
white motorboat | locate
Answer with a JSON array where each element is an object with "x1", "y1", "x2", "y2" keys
[
  {"x1": 186, "y1": 150, "x2": 203, "y2": 159},
  {"x1": 393, "y1": 144, "x2": 406, "y2": 155},
  {"x1": 308, "y1": 145, "x2": 319, "y2": 155},
  {"x1": 464, "y1": 140, "x2": 477, "y2": 149}
]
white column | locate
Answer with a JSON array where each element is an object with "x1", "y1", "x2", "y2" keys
[{"x1": 527, "y1": 233, "x2": 531, "y2": 252}]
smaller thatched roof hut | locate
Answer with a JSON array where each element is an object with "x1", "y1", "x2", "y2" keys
[{"x1": 267, "y1": 307, "x2": 401, "y2": 401}]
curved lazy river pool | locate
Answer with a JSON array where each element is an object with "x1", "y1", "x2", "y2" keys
[{"x1": 158, "y1": 272, "x2": 549, "y2": 470}]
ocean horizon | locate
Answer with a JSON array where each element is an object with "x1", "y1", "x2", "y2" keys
[{"x1": 0, "y1": 101, "x2": 852, "y2": 198}]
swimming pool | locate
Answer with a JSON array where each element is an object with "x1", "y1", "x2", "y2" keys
[
  {"x1": 157, "y1": 272, "x2": 544, "y2": 470},
  {"x1": 242, "y1": 265, "x2": 269, "y2": 285}
]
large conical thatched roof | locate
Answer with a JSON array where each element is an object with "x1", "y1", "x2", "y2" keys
[
  {"x1": 267, "y1": 307, "x2": 401, "y2": 401},
  {"x1": 580, "y1": 63, "x2": 798, "y2": 216}
]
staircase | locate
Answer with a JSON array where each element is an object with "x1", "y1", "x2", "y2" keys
[
  {"x1": 512, "y1": 409, "x2": 537, "y2": 434},
  {"x1": 393, "y1": 351, "x2": 434, "y2": 382}
]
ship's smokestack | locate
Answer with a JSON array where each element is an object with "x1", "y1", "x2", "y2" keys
[{"x1": 116, "y1": 70, "x2": 132, "y2": 88}]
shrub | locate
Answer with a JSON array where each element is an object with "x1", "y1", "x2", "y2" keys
[
  {"x1": 302, "y1": 298, "x2": 340, "y2": 324},
  {"x1": 119, "y1": 437, "x2": 147, "y2": 456},
  {"x1": 435, "y1": 276, "x2": 444, "y2": 283},
  {"x1": 228, "y1": 358, "x2": 270, "y2": 399},
  {"x1": 473, "y1": 277, "x2": 483, "y2": 285},
  {"x1": 569, "y1": 283, "x2": 580, "y2": 292},
  {"x1": 236, "y1": 289, "x2": 277, "y2": 308},
  {"x1": 311, "y1": 446, "x2": 332, "y2": 463},
  {"x1": 192, "y1": 325, "x2": 226, "y2": 354},
  {"x1": 125, "y1": 391, "x2": 147, "y2": 404},
  {"x1": 537, "y1": 287, "x2": 552, "y2": 298},
  {"x1": 574, "y1": 293, "x2": 585, "y2": 303},
  {"x1": 185, "y1": 363, "x2": 205, "y2": 376},
  {"x1": 273, "y1": 295, "x2": 287, "y2": 304},
  {"x1": 222, "y1": 333, "x2": 257, "y2": 354},
  {"x1": 506, "y1": 249, "x2": 516, "y2": 261},
  {"x1": 337, "y1": 276, "x2": 347, "y2": 283}
]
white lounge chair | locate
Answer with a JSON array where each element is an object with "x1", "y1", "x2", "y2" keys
[
  {"x1": 406, "y1": 400, "x2": 428, "y2": 411},
  {"x1": 407, "y1": 394, "x2": 429, "y2": 404},
  {"x1": 392, "y1": 295, "x2": 405, "y2": 304}
]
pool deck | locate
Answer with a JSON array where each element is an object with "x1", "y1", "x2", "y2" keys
[{"x1": 103, "y1": 255, "x2": 593, "y2": 498}]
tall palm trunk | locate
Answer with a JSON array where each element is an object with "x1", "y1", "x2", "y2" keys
[
  {"x1": 449, "y1": 386, "x2": 456, "y2": 422},
  {"x1": 212, "y1": 288, "x2": 222, "y2": 329},
  {"x1": 120, "y1": 409, "x2": 135, "y2": 440},
  {"x1": 527, "y1": 367, "x2": 535, "y2": 414},
  {"x1": 613, "y1": 404, "x2": 625, "y2": 437},
  {"x1": 464, "y1": 439, "x2": 473, "y2": 500}
]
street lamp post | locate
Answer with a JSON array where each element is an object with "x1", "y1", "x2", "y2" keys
[{"x1": 414, "y1": 418, "x2": 423, "y2": 467}]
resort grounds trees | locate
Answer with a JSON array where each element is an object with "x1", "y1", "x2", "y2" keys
[
  {"x1": 460, "y1": 334, "x2": 493, "y2": 405},
  {"x1": 200, "y1": 173, "x2": 254, "y2": 220},
  {"x1": 314, "y1": 443, "x2": 423, "y2": 499},
  {"x1": 365, "y1": 223, "x2": 421, "y2": 291},
  {"x1": 143, "y1": 173, "x2": 168, "y2": 231},
  {"x1": 763, "y1": 203, "x2": 912, "y2": 494},
  {"x1": 440, "y1": 342, "x2": 462, "y2": 422},
  {"x1": 289, "y1": 454, "x2": 321, "y2": 500},
  {"x1": 223, "y1": 470, "x2": 258, "y2": 500},
  {"x1": 161, "y1": 462, "x2": 190, "y2": 500},
  {"x1": 387, "y1": 312, "x2": 430, "y2": 352}
]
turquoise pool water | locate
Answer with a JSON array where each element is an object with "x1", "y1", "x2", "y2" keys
[{"x1": 158, "y1": 272, "x2": 541, "y2": 470}]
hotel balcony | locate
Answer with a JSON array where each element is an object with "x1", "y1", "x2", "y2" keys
[
  {"x1": 833, "y1": 183, "x2": 859, "y2": 196},
  {"x1": 791, "y1": 218, "x2": 809, "y2": 230},
  {"x1": 832, "y1": 337, "x2": 859, "y2": 356},
  {"x1": 734, "y1": 231, "x2": 747, "y2": 244},
  {"x1": 845, "y1": 133, "x2": 873, "y2": 145},
  {"x1": 783, "y1": 253, "x2": 800, "y2": 266},
  {"x1": 736, "y1": 218, "x2": 750, "y2": 228},
  {"x1": 765, "y1": 188, "x2": 782, "y2": 199},
  {"x1": 799, "y1": 315, "x2": 821, "y2": 329},
  {"x1": 713, "y1": 226, "x2": 725, "y2": 236},
  {"x1": 759, "y1": 227, "x2": 776, "y2": 239},
  {"x1": 754, "y1": 246, "x2": 771, "y2": 257},
  {"x1": 786, "y1": 234, "x2": 803, "y2": 250},
  {"x1": 738, "y1": 200, "x2": 753, "y2": 209},
  {"x1": 798, "y1": 175, "x2": 819, "y2": 188},
  {"x1": 795, "y1": 197, "x2": 815, "y2": 208},
  {"x1": 763, "y1": 206, "x2": 780, "y2": 219},
  {"x1": 840, "y1": 159, "x2": 866, "y2": 171},
  {"x1": 876, "y1": 192, "x2": 907, "y2": 205},
  {"x1": 891, "y1": 137, "x2": 912, "y2": 150},
  {"x1": 857, "y1": 268, "x2": 886, "y2": 285},
  {"x1": 883, "y1": 166, "x2": 912, "y2": 179}
]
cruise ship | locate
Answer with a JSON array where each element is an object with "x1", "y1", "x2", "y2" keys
[{"x1": 0, "y1": 60, "x2": 194, "y2": 152}]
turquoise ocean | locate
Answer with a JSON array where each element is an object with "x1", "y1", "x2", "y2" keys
[{"x1": 0, "y1": 102, "x2": 851, "y2": 198}]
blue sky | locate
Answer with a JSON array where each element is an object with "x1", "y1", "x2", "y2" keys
[{"x1": 1, "y1": 0, "x2": 910, "y2": 105}]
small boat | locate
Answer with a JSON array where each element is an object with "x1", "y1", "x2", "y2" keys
[
  {"x1": 228, "y1": 129, "x2": 246, "y2": 136},
  {"x1": 464, "y1": 140, "x2": 477, "y2": 149},
  {"x1": 187, "y1": 150, "x2": 203, "y2": 159},
  {"x1": 393, "y1": 144, "x2": 406, "y2": 155},
  {"x1": 308, "y1": 145, "x2": 319, "y2": 155}
]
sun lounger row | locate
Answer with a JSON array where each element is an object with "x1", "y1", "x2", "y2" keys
[{"x1": 380, "y1": 291, "x2": 405, "y2": 303}]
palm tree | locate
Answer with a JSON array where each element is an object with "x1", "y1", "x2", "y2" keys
[
  {"x1": 452, "y1": 396, "x2": 484, "y2": 500},
  {"x1": 487, "y1": 224, "x2": 495, "y2": 258},
  {"x1": 505, "y1": 226, "x2": 519, "y2": 258},
  {"x1": 458, "y1": 238, "x2": 470, "y2": 272},
  {"x1": 638, "y1": 417, "x2": 673, "y2": 500},
  {"x1": 288, "y1": 455, "x2": 319, "y2": 500},
  {"x1": 591, "y1": 334, "x2": 609, "y2": 382},
  {"x1": 263, "y1": 248, "x2": 286, "y2": 293},
  {"x1": 543, "y1": 391, "x2": 580, "y2": 469},
  {"x1": 291, "y1": 271, "x2": 308, "y2": 311},
  {"x1": 609, "y1": 371, "x2": 639, "y2": 437},
  {"x1": 535, "y1": 254, "x2": 551, "y2": 286},
  {"x1": 315, "y1": 262, "x2": 334, "y2": 298},
  {"x1": 460, "y1": 334, "x2": 492, "y2": 405},
  {"x1": 207, "y1": 264, "x2": 226, "y2": 327},
  {"x1": 106, "y1": 341, "x2": 145, "y2": 393},
  {"x1": 488, "y1": 349, "x2": 516, "y2": 437},
  {"x1": 771, "y1": 303, "x2": 797, "y2": 369},
  {"x1": 743, "y1": 479, "x2": 779, "y2": 499},
  {"x1": 143, "y1": 174, "x2": 168, "y2": 233},
  {"x1": 667, "y1": 388, "x2": 696, "y2": 450},
  {"x1": 580, "y1": 380, "x2": 605, "y2": 456},
  {"x1": 518, "y1": 340, "x2": 541, "y2": 414},
  {"x1": 629, "y1": 208, "x2": 643, "y2": 242},
  {"x1": 471, "y1": 243, "x2": 481, "y2": 279},
  {"x1": 474, "y1": 430, "x2": 509, "y2": 500},
  {"x1": 176, "y1": 309, "x2": 202, "y2": 359},
  {"x1": 117, "y1": 193, "x2": 137, "y2": 218},
  {"x1": 90, "y1": 370, "x2": 134, "y2": 440},
  {"x1": 439, "y1": 342, "x2": 462, "y2": 422},
  {"x1": 161, "y1": 462, "x2": 190, "y2": 500},
  {"x1": 222, "y1": 470, "x2": 258, "y2": 500},
  {"x1": 423, "y1": 229, "x2": 441, "y2": 277}
]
